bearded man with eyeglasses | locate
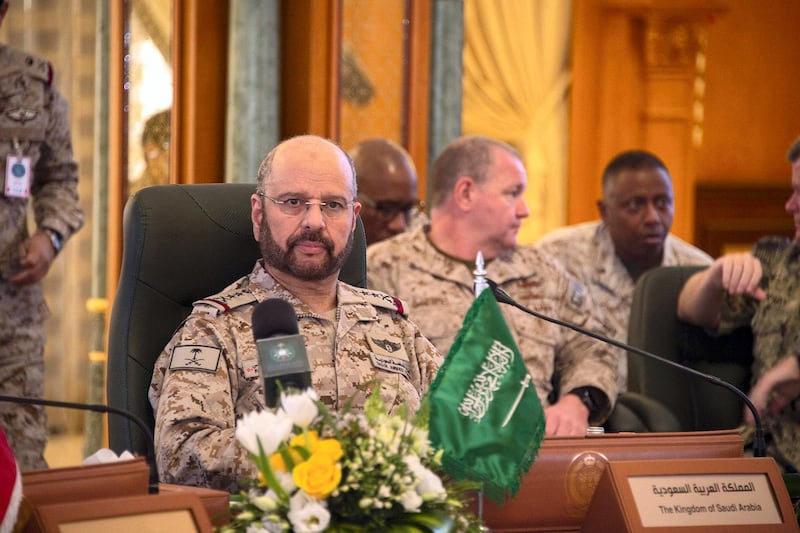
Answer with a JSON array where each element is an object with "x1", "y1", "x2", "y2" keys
[{"x1": 149, "y1": 135, "x2": 442, "y2": 491}]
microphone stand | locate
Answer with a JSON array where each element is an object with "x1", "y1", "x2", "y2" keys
[
  {"x1": 486, "y1": 280, "x2": 767, "y2": 458},
  {"x1": 0, "y1": 395, "x2": 160, "y2": 493}
]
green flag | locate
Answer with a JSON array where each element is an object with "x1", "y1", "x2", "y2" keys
[{"x1": 427, "y1": 288, "x2": 545, "y2": 503}]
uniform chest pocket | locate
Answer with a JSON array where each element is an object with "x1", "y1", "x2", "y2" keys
[
  {"x1": 239, "y1": 355, "x2": 261, "y2": 381},
  {"x1": 366, "y1": 333, "x2": 411, "y2": 380},
  {"x1": 0, "y1": 73, "x2": 47, "y2": 142}
]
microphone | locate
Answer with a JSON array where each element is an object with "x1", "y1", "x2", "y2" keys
[
  {"x1": 0, "y1": 394, "x2": 160, "y2": 493},
  {"x1": 485, "y1": 279, "x2": 767, "y2": 458},
  {"x1": 252, "y1": 298, "x2": 312, "y2": 408}
]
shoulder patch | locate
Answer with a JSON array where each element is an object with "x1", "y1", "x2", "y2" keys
[
  {"x1": 353, "y1": 287, "x2": 408, "y2": 317},
  {"x1": 566, "y1": 279, "x2": 586, "y2": 311},
  {"x1": 195, "y1": 288, "x2": 257, "y2": 315},
  {"x1": 169, "y1": 345, "x2": 221, "y2": 373}
]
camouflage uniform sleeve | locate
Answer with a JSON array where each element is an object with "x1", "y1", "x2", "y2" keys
[
  {"x1": 148, "y1": 312, "x2": 258, "y2": 491},
  {"x1": 31, "y1": 83, "x2": 83, "y2": 242},
  {"x1": 409, "y1": 318, "x2": 442, "y2": 391},
  {"x1": 369, "y1": 314, "x2": 443, "y2": 416},
  {"x1": 548, "y1": 270, "x2": 618, "y2": 424},
  {"x1": 719, "y1": 237, "x2": 788, "y2": 333},
  {"x1": 365, "y1": 241, "x2": 399, "y2": 295}
]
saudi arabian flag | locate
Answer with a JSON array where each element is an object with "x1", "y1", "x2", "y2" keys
[{"x1": 427, "y1": 288, "x2": 545, "y2": 503}]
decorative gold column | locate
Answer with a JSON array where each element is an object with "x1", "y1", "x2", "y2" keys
[
  {"x1": 637, "y1": 10, "x2": 718, "y2": 239},
  {"x1": 568, "y1": 0, "x2": 727, "y2": 241}
]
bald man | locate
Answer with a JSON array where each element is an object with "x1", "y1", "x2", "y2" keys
[
  {"x1": 149, "y1": 135, "x2": 440, "y2": 491},
  {"x1": 349, "y1": 138, "x2": 421, "y2": 245}
]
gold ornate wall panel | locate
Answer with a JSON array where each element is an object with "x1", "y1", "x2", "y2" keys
[
  {"x1": 570, "y1": 0, "x2": 724, "y2": 242},
  {"x1": 281, "y1": 0, "x2": 431, "y2": 191},
  {"x1": 340, "y1": 0, "x2": 407, "y2": 150},
  {"x1": 570, "y1": 0, "x2": 800, "y2": 246}
]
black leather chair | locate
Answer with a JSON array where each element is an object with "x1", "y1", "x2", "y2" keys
[
  {"x1": 625, "y1": 265, "x2": 754, "y2": 431},
  {"x1": 107, "y1": 183, "x2": 367, "y2": 456}
]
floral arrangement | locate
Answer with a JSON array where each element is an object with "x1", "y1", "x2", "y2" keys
[{"x1": 219, "y1": 387, "x2": 483, "y2": 533}]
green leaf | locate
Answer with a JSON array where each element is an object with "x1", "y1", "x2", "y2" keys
[{"x1": 392, "y1": 511, "x2": 455, "y2": 533}]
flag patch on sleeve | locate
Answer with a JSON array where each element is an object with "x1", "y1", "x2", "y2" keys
[{"x1": 169, "y1": 345, "x2": 222, "y2": 373}]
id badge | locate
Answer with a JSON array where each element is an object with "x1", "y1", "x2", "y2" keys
[{"x1": 4, "y1": 155, "x2": 31, "y2": 199}]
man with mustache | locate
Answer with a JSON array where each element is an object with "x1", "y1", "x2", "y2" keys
[
  {"x1": 348, "y1": 138, "x2": 424, "y2": 245},
  {"x1": 368, "y1": 135, "x2": 618, "y2": 436},
  {"x1": 149, "y1": 135, "x2": 441, "y2": 491},
  {"x1": 536, "y1": 150, "x2": 712, "y2": 391}
]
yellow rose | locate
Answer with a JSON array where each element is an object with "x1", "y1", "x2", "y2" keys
[
  {"x1": 268, "y1": 452, "x2": 288, "y2": 473},
  {"x1": 314, "y1": 438, "x2": 343, "y2": 462},
  {"x1": 269, "y1": 445, "x2": 306, "y2": 473},
  {"x1": 290, "y1": 430, "x2": 318, "y2": 451},
  {"x1": 292, "y1": 454, "x2": 342, "y2": 499}
]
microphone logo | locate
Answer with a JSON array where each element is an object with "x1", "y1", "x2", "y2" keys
[
  {"x1": 258, "y1": 335, "x2": 310, "y2": 378},
  {"x1": 270, "y1": 342, "x2": 296, "y2": 363}
]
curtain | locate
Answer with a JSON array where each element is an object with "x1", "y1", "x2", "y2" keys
[{"x1": 462, "y1": 0, "x2": 572, "y2": 243}]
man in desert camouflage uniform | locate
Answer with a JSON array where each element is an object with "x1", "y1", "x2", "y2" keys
[
  {"x1": 0, "y1": 0, "x2": 84, "y2": 471},
  {"x1": 536, "y1": 150, "x2": 712, "y2": 391},
  {"x1": 678, "y1": 136, "x2": 800, "y2": 471},
  {"x1": 368, "y1": 135, "x2": 618, "y2": 436},
  {"x1": 149, "y1": 135, "x2": 441, "y2": 491}
]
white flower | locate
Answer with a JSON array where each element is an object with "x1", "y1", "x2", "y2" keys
[
  {"x1": 250, "y1": 490, "x2": 280, "y2": 512},
  {"x1": 275, "y1": 470, "x2": 297, "y2": 494},
  {"x1": 280, "y1": 390, "x2": 319, "y2": 428},
  {"x1": 416, "y1": 468, "x2": 446, "y2": 500},
  {"x1": 288, "y1": 491, "x2": 330, "y2": 533},
  {"x1": 256, "y1": 518, "x2": 284, "y2": 533},
  {"x1": 235, "y1": 410, "x2": 293, "y2": 456},
  {"x1": 399, "y1": 489, "x2": 423, "y2": 512},
  {"x1": 404, "y1": 455, "x2": 446, "y2": 501}
]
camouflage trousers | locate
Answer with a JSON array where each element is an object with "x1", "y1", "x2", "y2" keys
[{"x1": 0, "y1": 320, "x2": 48, "y2": 471}]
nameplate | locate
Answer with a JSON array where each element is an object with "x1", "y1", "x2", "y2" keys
[{"x1": 582, "y1": 457, "x2": 797, "y2": 532}]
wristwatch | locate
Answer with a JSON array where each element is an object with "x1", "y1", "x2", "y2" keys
[
  {"x1": 42, "y1": 228, "x2": 62, "y2": 253},
  {"x1": 569, "y1": 387, "x2": 597, "y2": 415}
]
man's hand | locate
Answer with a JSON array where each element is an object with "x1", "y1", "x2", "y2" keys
[
  {"x1": 679, "y1": 252, "x2": 766, "y2": 327},
  {"x1": 713, "y1": 253, "x2": 766, "y2": 300},
  {"x1": 745, "y1": 355, "x2": 800, "y2": 425},
  {"x1": 8, "y1": 232, "x2": 56, "y2": 285},
  {"x1": 544, "y1": 394, "x2": 589, "y2": 436}
]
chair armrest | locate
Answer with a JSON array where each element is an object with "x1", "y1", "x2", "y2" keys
[{"x1": 603, "y1": 392, "x2": 683, "y2": 433}]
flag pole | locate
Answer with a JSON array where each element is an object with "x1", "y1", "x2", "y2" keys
[
  {"x1": 473, "y1": 250, "x2": 488, "y2": 296},
  {"x1": 473, "y1": 250, "x2": 487, "y2": 521}
]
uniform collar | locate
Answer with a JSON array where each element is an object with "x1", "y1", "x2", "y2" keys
[
  {"x1": 249, "y1": 261, "x2": 382, "y2": 324},
  {"x1": 405, "y1": 225, "x2": 538, "y2": 287}
]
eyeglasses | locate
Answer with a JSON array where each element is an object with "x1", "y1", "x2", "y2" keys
[
  {"x1": 357, "y1": 193, "x2": 425, "y2": 221},
  {"x1": 259, "y1": 192, "x2": 355, "y2": 219}
]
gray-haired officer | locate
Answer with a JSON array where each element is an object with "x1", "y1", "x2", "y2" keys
[
  {"x1": 0, "y1": 0, "x2": 84, "y2": 470},
  {"x1": 368, "y1": 135, "x2": 619, "y2": 437}
]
